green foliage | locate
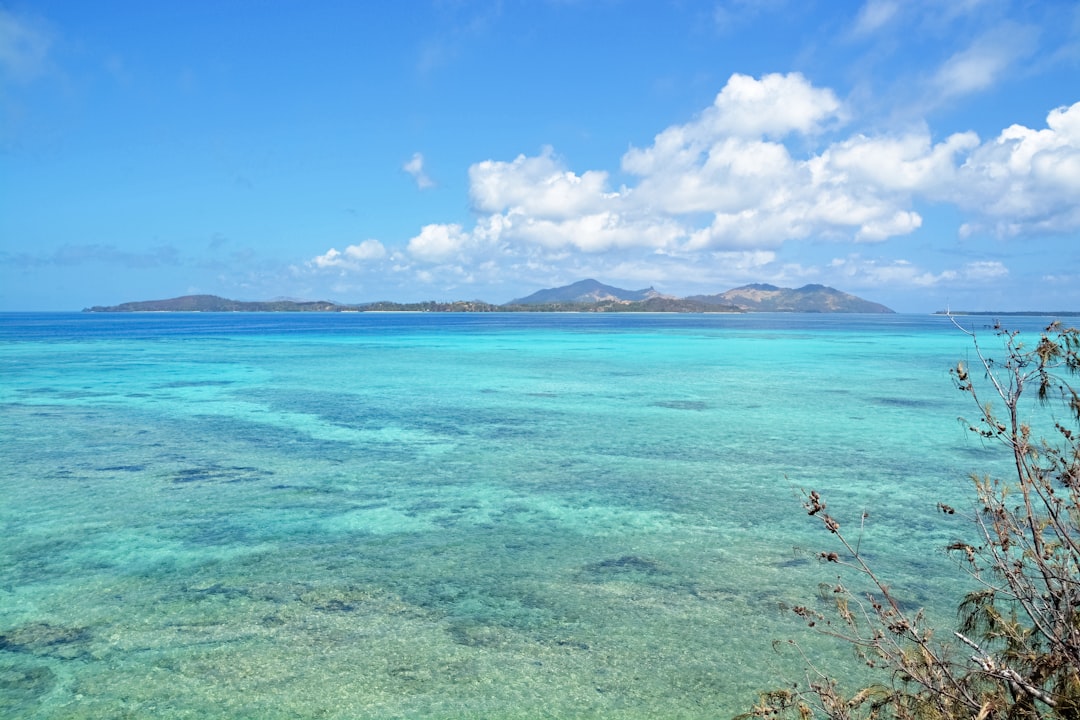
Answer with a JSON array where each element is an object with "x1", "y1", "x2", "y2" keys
[
  {"x1": 741, "y1": 321, "x2": 1080, "y2": 720},
  {"x1": 499, "y1": 297, "x2": 742, "y2": 312},
  {"x1": 358, "y1": 300, "x2": 501, "y2": 312}
]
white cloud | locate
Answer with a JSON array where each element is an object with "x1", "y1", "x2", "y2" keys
[
  {"x1": 852, "y1": 0, "x2": 900, "y2": 37},
  {"x1": 436, "y1": 73, "x2": 1001, "y2": 262},
  {"x1": 950, "y1": 101, "x2": 1080, "y2": 235},
  {"x1": 469, "y1": 147, "x2": 614, "y2": 218},
  {"x1": 709, "y1": 72, "x2": 843, "y2": 138},
  {"x1": 817, "y1": 130, "x2": 979, "y2": 193},
  {"x1": 828, "y1": 255, "x2": 1008, "y2": 288},
  {"x1": 931, "y1": 23, "x2": 1036, "y2": 100},
  {"x1": 464, "y1": 146, "x2": 684, "y2": 253},
  {"x1": 615, "y1": 73, "x2": 936, "y2": 248},
  {"x1": 403, "y1": 152, "x2": 434, "y2": 189},
  {"x1": 407, "y1": 223, "x2": 471, "y2": 261},
  {"x1": 962, "y1": 260, "x2": 1009, "y2": 281},
  {"x1": 623, "y1": 75, "x2": 841, "y2": 182},
  {"x1": 853, "y1": 210, "x2": 923, "y2": 241},
  {"x1": 628, "y1": 137, "x2": 800, "y2": 215},
  {"x1": 711, "y1": 0, "x2": 789, "y2": 34},
  {"x1": 310, "y1": 240, "x2": 386, "y2": 269},
  {"x1": 305, "y1": 73, "x2": 1077, "y2": 301},
  {"x1": 0, "y1": 8, "x2": 51, "y2": 83},
  {"x1": 499, "y1": 211, "x2": 684, "y2": 253}
]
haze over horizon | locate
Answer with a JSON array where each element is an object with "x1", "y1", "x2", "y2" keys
[{"x1": 2, "y1": 2, "x2": 1079, "y2": 313}]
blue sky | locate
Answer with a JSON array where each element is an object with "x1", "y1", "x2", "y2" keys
[{"x1": 2, "y1": 1, "x2": 1078, "y2": 312}]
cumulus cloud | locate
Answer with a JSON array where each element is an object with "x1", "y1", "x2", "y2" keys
[
  {"x1": 500, "y1": 212, "x2": 685, "y2": 253},
  {"x1": 315, "y1": 72, "x2": 924, "y2": 277},
  {"x1": 403, "y1": 152, "x2": 434, "y2": 190},
  {"x1": 310, "y1": 240, "x2": 386, "y2": 269},
  {"x1": 305, "y1": 71, "x2": 1077, "y2": 301},
  {"x1": 624, "y1": 74, "x2": 841, "y2": 179},
  {"x1": 464, "y1": 147, "x2": 684, "y2": 252},
  {"x1": 951, "y1": 101, "x2": 1080, "y2": 235},
  {"x1": 469, "y1": 147, "x2": 615, "y2": 218},
  {"x1": 708, "y1": 72, "x2": 843, "y2": 138},
  {"x1": 622, "y1": 73, "x2": 926, "y2": 248},
  {"x1": 817, "y1": 131, "x2": 979, "y2": 193},
  {"x1": 462, "y1": 75, "x2": 1080, "y2": 255},
  {"x1": 407, "y1": 223, "x2": 471, "y2": 261},
  {"x1": 795, "y1": 100, "x2": 1080, "y2": 240}
]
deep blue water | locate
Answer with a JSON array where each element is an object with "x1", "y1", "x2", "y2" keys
[{"x1": 0, "y1": 312, "x2": 1060, "y2": 718}]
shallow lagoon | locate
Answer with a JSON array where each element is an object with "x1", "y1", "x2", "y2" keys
[{"x1": 0, "y1": 312, "x2": 1051, "y2": 718}]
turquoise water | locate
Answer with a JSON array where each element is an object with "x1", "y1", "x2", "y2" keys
[{"x1": 0, "y1": 312, "x2": 1052, "y2": 718}]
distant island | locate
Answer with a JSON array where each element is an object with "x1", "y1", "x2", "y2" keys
[
  {"x1": 84, "y1": 279, "x2": 895, "y2": 314},
  {"x1": 934, "y1": 310, "x2": 1080, "y2": 317}
]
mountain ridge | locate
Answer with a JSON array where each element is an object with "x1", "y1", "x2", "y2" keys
[
  {"x1": 508, "y1": 279, "x2": 667, "y2": 305},
  {"x1": 84, "y1": 280, "x2": 895, "y2": 313},
  {"x1": 685, "y1": 283, "x2": 894, "y2": 313},
  {"x1": 84, "y1": 295, "x2": 342, "y2": 313}
]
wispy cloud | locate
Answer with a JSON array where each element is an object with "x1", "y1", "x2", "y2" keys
[
  {"x1": 851, "y1": 0, "x2": 900, "y2": 37},
  {"x1": 403, "y1": 152, "x2": 434, "y2": 189},
  {"x1": 829, "y1": 255, "x2": 1008, "y2": 288},
  {"x1": 0, "y1": 8, "x2": 52, "y2": 83},
  {"x1": 930, "y1": 22, "x2": 1037, "y2": 100},
  {"x1": 712, "y1": 0, "x2": 789, "y2": 34},
  {"x1": 415, "y1": 3, "x2": 502, "y2": 75},
  {"x1": 1, "y1": 244, "x2": 181, "y2": 268}
]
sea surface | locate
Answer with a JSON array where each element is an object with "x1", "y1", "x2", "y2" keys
[{"x1": 0, "y1": 312, "x2": 1060, "y2": 719}]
